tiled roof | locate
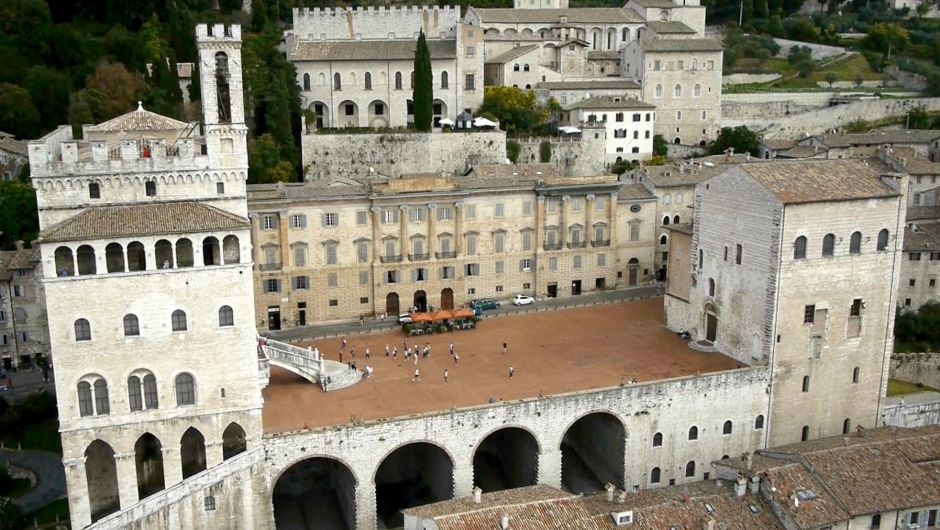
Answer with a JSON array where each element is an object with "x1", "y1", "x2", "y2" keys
[
  {"x1": 646, "y1": 21, "x2": 696, "y2": 34},
  {"x1": 289, "y1": 39, "x2": 456, "y2": 61},
  {"x1": 86, "y1": 103, "x2": 190, "y2": 133},
  {"x1": 564, "y1": 95, "x2": 655, "y2": 111},
  {"x1": 0, "y1": 247, "x2": 40, "y2": 281},
  {"x1": 486, "y1": 44, "x2": 539, "y2": 64},
  {"x1": 470, "y1": 7, "x2": 643, "y2": 24},
  {"x1": 760, "y1": 138, "x2": 797, "y2": 150},
  {"x1": 664, "y1": 222, "x2": 692, "y2": 235},
  {"x1": 639, "y1": 163, "x2": 721, "y2": 187},
  {"x1": 762, "y1": 463, "x2": 850, "y2": 528},
  {"x1": 813, "y1": 130, "x2": 940, "y2": 148},
  {"x1": 538, "y1": 79, "x2": 640, "y2": 90},
  {"x1": 0, "y1": 136, "x2": 28, "y2": 158},
  {"x1": 776, "y1": 145, "x2": 824, "y2": 158},
  {"x1": 907, "y1": 205, "x2": 940, "y2": 221},
  {"x1": 40, "y1": 202, "x2": 249, "y2": 242},
  {"x1": 640, "y1": 38, "x2": 723, "y2": 52},
  {"x1": 887, "y1": 147, "x2": 940, "y2": 175},
  {"x1": 904, "y1": 223, "x2": 940, "y2": 251},
  {"x1": 618, "y1": 182, "x2": 656, "y2": 201},
  {"x1": 737, "y1": 159, "x2": 899, "y2": 204},
  {"x1": 628, "y1": 0, "x2": 679, "y2": 7}
]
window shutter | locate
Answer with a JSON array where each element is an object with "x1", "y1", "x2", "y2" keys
[{"x1": 519, "y1": 259, "x2": 525, "y2": 272}]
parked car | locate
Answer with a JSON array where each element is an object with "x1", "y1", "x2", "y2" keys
[
  {"x1": 398, "y1": 313, "x2": 413, "y2": 324},
  {"x1": 470, "y1": 299, "x2": 500, "y2": 310},
  {"x1": 471, "y1": 307, "x2": 483, "y2": 317},
  {"x1": 512, "y1": 294, "x2": 535, "y2": 306}
]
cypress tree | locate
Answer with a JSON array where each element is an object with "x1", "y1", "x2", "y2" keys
[{"x1": 413, "y1": 30, "x2": 433, "y2": 131}]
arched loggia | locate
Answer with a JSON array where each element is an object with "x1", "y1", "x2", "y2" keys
[
  {"x1": 273, "y1": 457, "x2": 357, "y2": 530},
  {"x1": 560, "y1": 412, "x2": 626, "y2": 494}
]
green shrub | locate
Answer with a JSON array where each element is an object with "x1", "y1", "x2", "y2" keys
[
  {"x1": 539, "y1": 141, "x2": 552, "y2": 163},
  {"x1": 506, "y1": 140, "x2": 521, "y2": 163}
]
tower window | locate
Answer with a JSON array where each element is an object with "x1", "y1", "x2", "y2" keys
[
  {"x1": 89, "y1": 182, "x2": 100, "y2": 199},
  {"x1": 145, "y1": 181, "x2": 157, "y2": 197}
]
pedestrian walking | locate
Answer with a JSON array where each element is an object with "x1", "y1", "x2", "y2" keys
[
  {"x1": 392, "y1": 348, "x2": 397, "y2": 359},
  {"x1": 444, "y1": 369, "x2": 449, "y2": 383},
  {"x1": 413, "y1": 354, "x2": 419, "y2": 366},
  {"x1": 342, "y1": 337, "x2": 348, "y2": 350},
  {"x1": 449, "y1": 342, "x2": 455, "y2": 356},
  {"x1": 350, "y1": 348, "x2": 355, "y2": 358},
  {"x1": 414, "y1": 368, "x2": 421, "y2": 382},
  {"x1": 502, "y1": 342, "x2": 508, "y2": 355},
  {"x1": 365, "y1": 348, "x2": 371, "y2": 359},
  {"x1": 339, "y1": 350, "x2": 344, "y2": 363},
  {"x1": 509, "y1": 366, "x2": 514, "y2": 379},
  {"x1": 454, "y1": 353, "x2": 459, "y2": 365},
  {"x1": 359, "y1": 315, "x2": 364, "y2": 326},
  {"x1": 385, "y1": 344, "x2": 390, "y2": 356}
]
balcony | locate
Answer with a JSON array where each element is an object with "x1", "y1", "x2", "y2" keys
[
  {"x1": 543, "y1": 243, "x2": 562, "y2": 251},
  {"x1": 409, "y1": 253, "x2": 430, "y2": 261},
  {"x1": 567, "y1": 241, "x2": 587, "y2": 249},
  {"x1": 259, "y1": 261, "x2": 282, "y2": 271},
  {"x1": 380, "y1": 254, "x2": 403, "y2": 263},
  {"x1": 435, "y1": 251, "x2": 457, "y2": 259},
  {"x1": 591, "y1": 239, "x2": 611, "y2": 248}
]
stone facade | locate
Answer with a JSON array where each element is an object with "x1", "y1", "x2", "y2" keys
[
  {"x1": 514, "y1": 125, "x2": 607, "y2": 176},
  {"x1": 561, "y1": 96, "x2": 656, "y2": 164},
  {"x1": 891, "y1": 352, "x2": 940, "y2": 390},
  {"x1": 248, "y1": 169, "x2": 656, "y2": 329},
  {"x1": 666, "y1": 160, "x2": 907, "y2": 447},
  {"x1": 0, "y1": 242, "x2": 48, "y2": 370},
  {"x1": 31, "y1": 24, "x2": 266, "y2": 529},
  {"x1": 0, "y1": 132, "x2": 28, "y2": 181}
]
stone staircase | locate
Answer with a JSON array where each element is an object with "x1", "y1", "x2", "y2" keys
[{"x1": 260, "y1": 337, "x2": 361, "y2": 391}]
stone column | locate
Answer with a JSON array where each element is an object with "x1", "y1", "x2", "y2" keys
[
  {"x1": 205, "y1": 440, "x2": 223, "y2": 469},
  {"x1": 122, "y1": 247, "x2": 130, "y2": 273},
  {"x1": 355, "y1": 478, "x2": 378, "y2": 530},
  {"x1": 63, "y1": 457, "x2": 91, "y2": 528},
  {"x1": 248, "y1": 214, "x2": 260, "y2": 265},
  {"x1": 278, "y1": 210, "x2": 290, "y2": 268},
  {"x1": 170, "y1": 242, "x2": 177, "y2": 269},
  {"x1": 427, "y1": 204, "x2": 436, "y2": 257},
  {"x1": 115, "y1": 451, "x2": 139, "y2": 509},
  {"x1": 453, "y1": 456, "x2": 474, "y2": 498},
  {"x1": 560, "y1": 195, "x2": 570, "y2": 247},
  {"x1": 608, "y1": 192, "x2": 618, "y2": 244},
  {"x1": 399, "y1": 205, "x2": 408, "y2": 258},
  {"x1": 586, "y1": 194, "x2": 595, "y2": 244},
  {"x1": 538, "y1": 448, "x2": 563, "y2": 489},
  {"x1": 455, "y1": 202, "x2": 464, "y2": 255},
  {"x1": 145, "y1": 243, "x2": 157, "y2": 271},
  {"x1": 162, "y1": 445, "x2": 183, "y2": 488}
]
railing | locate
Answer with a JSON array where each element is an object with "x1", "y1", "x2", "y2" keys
[
  {"x1": 435, "y1": 251, "x2": 457, "y2": 259},
  {"x1": 568, "y1": 241, "x2": 587, "y2": 249},
  {"x1": 592, "y1": 240, "x2": 611, "y2": 247},
  {"x1": 380, "y1": 254, "x2": 403, "y2": 263},
  {"x1": 543, "y1": 243, "x2": 562, "y2": 251},
  {"x1": 259, "y1": 261, "x2": 282, "y2": 271},
  {"x1": 409, "y1": 253, "x2": 430, "y2": 261},
  {"x1": 262, "y1": 338, "x2": 324, "y2": 385}
]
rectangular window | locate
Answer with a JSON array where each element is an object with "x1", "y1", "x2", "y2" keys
[
  {"x1": 909, "y1": 252, "x2": 921, "y2": 261},
  {"x1": 322, "y1": 213, "x2": 338, "y2": 227},
  {"x1": 735, "y1": 244, "x2": 742, "y2": 265},
  {"x1": 357, "y1": 242, "x2": 369, "y2": 263},
  {"x1": 386, "y1": 270, "x2": 399, "y2": 284},
  {"x1": 0, "y1": 311, "x2": 5, "y2": 323},
  {"x1": 465, "y1": 204, "x2": 477, "y2": 219},
  {"x1": 438, "y1": 207, "x2": 454, "y2": 221},
  {"x1": 930, "y1": 278, "x2": 936, "y2": 287},
  {"x1": 571, "y1": 198, "x2": 582, "y2": 212},
  {"x1": 326, "y1": 244, "x2": 338, "y2": 265},
  {"x1": 383, "y1": 209, "x2": 400, "y2": 224},
  {"x1": 496, "y1": 285, "x2": 503, "y2": 292},
  {"x1": 290, "y1": 214, "x2": 307, "y2": 229},
  {"x1": 329, "y1": 299, "x2": 338, "y2": 307},
  {"x1": 494, "y1": 233, "x2": 505, "y2": 253},
  {"x1": 359, "y1": 271, "x2": 369, "y2": 285},
  {"x1": 931, "y1": 252, "x2": 940, "y2": 260},
  {"x1": 12, "y1": 285, "x2": 23, "y2": 297},
  {"x1": 573, "y1": 255, "x2": 582, "y2": 268},
  {"x1": 598, "y1": 254, "x2": 606, "y2": 266},
  {"x1": 356, "y1": 211, "x2": 368, "y2": 225},
  {"x1": 595, "y1": 196, "x2": 606, "y2": 211},
  {"x1": 495, "y1": 203, "x2": 505, "y2": 218},
  {"x1": 410, "y1": 208, "x2": 426, "y2": 223},
  {"x1": 465, "y1": 46, "x2": 475, "y2": 56},
  {"x1": 496, "y1": 261, "x2": 504, "y2": 274},
  {"x1": 547, "y1": 200, "x2": 556, "y2": 214},
  {"x1": 360, "y1": 297, "x2": 369, "y2": 304},
  {"x1": 293, "y1": 276, "x2": 309, "y2": 290},
  {"x1": 850, "y1": 299, "x2": 862, "y2": 317},
  {"x1": 327, "y1": 273, "x2": 337, "y2": 287},
  {"x1": 523, "y1": 201, "x2": 533, "y2": 216},
  {"x1": 262, "y1": 215, "x2": 275, "y2": 230},
  {"x1": 522, "y1": 231, "x2": 532, "y2": 251},
  {"x1": 465, "y1": 74, "x2": 475, "y2": 90},
  {"x1": 441, "y1": 266, "x2": 455, "y2": 279},
  {"x1": 465, "y1": 263, "x2": 480, "y2": 277},
  {"x1": 264, "y1": 279, "x2": 280, "y2": 293},
  {"x1": 910, "y1": 279, "x2": 916, "y2": 287},
  {"x1": 804, "y1": 305, "x2": 815, "y2": 324},
  {"x1": 549, "y1": 257, "x2": 557, "y2": 271},
  {"x1": 413, "y1": 268, "x2": 427, "y2": 282},
  {"x1": 630, "y1": 223, "x2": 640, "y2": 242},
  {"x1": 294, "y1": 246, "x2": 307, "y2": 267},
  {"x1": 466, "y1": 235, "x2": 477, "y2": 255},
  {"x1": 520, "y1": 258, "x2": 532, "y2": 271}
]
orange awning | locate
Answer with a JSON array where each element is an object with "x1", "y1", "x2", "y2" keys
[
  {"x1": 410, "y1": 312, "x2": 433, "y2": 323},
  {"x1": 452, "y1": 309, "x2": 474, "y2": 319},
  {"x1": 432, "y1": 310, "x2": 455, "y2": 321}
]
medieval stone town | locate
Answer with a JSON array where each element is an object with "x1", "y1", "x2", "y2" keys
[{"x1": 0, "y1": 0, "x2": 940, "y2": 529}]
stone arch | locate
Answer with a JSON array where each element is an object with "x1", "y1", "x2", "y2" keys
[
  {"x1": 472, "y1": 426, "x2": 540, "y2": 493},
  {"x1": 203, "y1": 236, "x2": 221, "y2": 266},
  {"x1": 607, "y1": 27, "x2": 616, "y2": 50},
  {"x1": 155, "y1": 239, "x2": 173, "y2": 269},
  {"x1": 223, "y1": 235, "x2": 240, "y2": 264},
  {"x1": 175, "y1": 238, "x2": 194, "y2": 268},
  {"x1": 373, "y1": 441, "x2": 455, "y2": 528},
  {"x1": 180, "y1": 427, "x2": 207, "y2": 479},
  {"x1": 105, "y1": 242, "x2": 125, "y2": 273},
  {"x1": 440, "y1": 287, "x2": 454, "y2": 310},
  {"x1": 135, "y1": 432, "x2": 166, "y2": 500},
  {"x1": 127, "y1": 242, "x2": 146, "y2": 271},
  {"x1": 76, "y1": 244, "x2": 97, "y2": 275},
  {"x1": 85, "y1": 439, "x2": 120, "y2": 522},
  {"x1": 559, "y1": 411, "x2": 626, "y2": 493},
  {"x1": 703, "y1": 302, "x2": 719, "y2": 342},
  {"x1": 385, "y1": 292, "x2": 400, "y2": 315},
  {"x1": 54, "y1": 246, "x2": 74, "y2": 277},
  {"x1": 222, "y1": 422, "x2": 247, "y2": 460},
  {"x1": 272, "y1": 456, "x2": 358, "y2": 530},
  {"x1": 309, "y1": 101, "x2": 330, "y2": 129},
  {"x1": 622, "y1": 27, "x2": 630, "y2": 42},
  {"x1": 432, "y1": 99, "x2": 447, "y2": 128},
  {"x1": 590, "y1": 27, "x2": 602, "y2": 49},
  {"x1": 367, "y1": 99, "x2": 389, "y2": 128},
  {"x1": 337, "y1": 100, "x2": 359, "y2": 128}
]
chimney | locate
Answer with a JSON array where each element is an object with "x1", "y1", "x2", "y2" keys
[
  {"x1": 735, "y1": 477, "x2": 747, "y2": 498},
  {"x1": 606, "y1": 483, "x2": 616, "y2": 502},
  {"x1": 749, "y1": 475, "x2": 760, "y2": 495},
  {"x1": 472, "y1": 487, "x2": 482, "y2": 504},
  {"x1": 500, "y1": 515, "x2": 510, "y2": 530},
  {"x1": 702, "y1": 516, "x2": 716, "y2": 530}
]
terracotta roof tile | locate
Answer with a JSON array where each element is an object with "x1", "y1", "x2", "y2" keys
[
  {"x1": 737, "y1": 159, "x2": 899, "y2": 204},
  {"x1": 86, "y1": 103, "x2": 190, "y2": 133},
  {"x1": 905, "y1": 224, "x2": 940, "y2": 251},
  {"x1": 618, "y1": 182, "x2": 656, "y2": 201},
  {"x1": 486, "y1": 44, "x2": 539, "y2": 64},
  {"x1": 646, "y1": 21, "x2": 696, "y2": 34},
  {"x1": 40, "y1": 202, "x2": 249, "y2": 242},
  {"x1": 289, "y1": 39, "x2": 456, "y2": 61},
  {"x1": 537, "y1": 79, "x2": 640, "y2": 90},
  {"x1": 564, "y1": 95, "x2": 654, "y2": 111},
  {"x1": 640, "y1": 38, "x2": 722, "y2": 52}
]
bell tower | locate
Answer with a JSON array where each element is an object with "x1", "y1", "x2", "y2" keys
[{"x1": 196, "y1": 24, "x2": 248, "y2": 170}]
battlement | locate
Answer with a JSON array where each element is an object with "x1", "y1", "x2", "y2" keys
[
  {"x1": 195, "y1": 23, "x2": 242, "y2": 42},
  {"x1": 28, "y1": 126, "x2": 210, "y2": 178},
  {"x1": 294, "y1": 5, "x2": 458, "y2": 17},
  {"x1": 290, "y1": 5, "x2": 460, "y2": 41}
]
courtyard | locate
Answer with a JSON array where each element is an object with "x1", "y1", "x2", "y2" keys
[{"x1": 261, "y1": 297, "x2": 741, "y2": 433}]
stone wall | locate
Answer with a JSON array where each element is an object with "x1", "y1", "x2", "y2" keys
[
  {"x1": 891, "y1": 352, "x2": 940, "y2": 390},
  {"x1": 302, "y1": 130, "x2": 507, "y2": 178},
  {"x1": 515, "y1": 131, "x2": 607, "y2": 176},
  {"x1": 771, "y1": 38, "x2": 846, "y2": 60},
  {"x1": 885, "y1": 65, "x2": 929, "y2": 92},
  {"x1": 722, "y1": 73, "x2": 782, "y2": 86},
  {"x1": 882, "y1": 397, "x2": 940, "y2": 428},
  {"x1": 264, "y1": 366, "x2": 771, "y2": 530}
]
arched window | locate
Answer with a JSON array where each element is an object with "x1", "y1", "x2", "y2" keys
[
  {"x1": 849, "y1": 231, "x2": 862, "y2": 254},
  {"x1": 723, "y1": 420, "x2": 732, "y2": 434},
  {"x1": 222, "y1": 423, "x2": 247, "y2": 459},
  {"x1": 650, "y1": 467, "x2": 661, "y2": 483},
  {"x1": 123, "y1": 314, "x2": 140, "y2": 337},
  {"x1": 653, "y1": 432, "x2": 663, "y2": 446},
  {"x1": 822, "y1": 234, "x2": 835, "y2": 257},
  {"x1": 523, "y1": 64, "x2": 530, "y2": 72},
  {"x1": 175, "y1": 373, "x2": 196, "y2": 406},
  {"x1": 685, "y1": 461, "x2": 696, "y2": 477},
  {"x1": 688, "y1": 426, "x2": 698, "y2": 440},
  {"x1": 128, "y1": 376, "x2": 143, "y2": 412},
  {"x1": 364, "y1": 72, "x2": 372, "y2": 90},
  {"x1": 513, "y1": 64, "x2": 520, "y2": 72},
  {"x1": 94, "y1": 379, "x2": 110, "y2": 415},
  {"x1": 219, "y1": 305, "x2": 234, "y2": 327},
  {"x1": 302, "y1": 73, "x2": 310, "y2": 91},
  {"x1": 143, "y1": 374, "x2": 158, "y2": 409},
  {"x1": 674, "y1": 215, "x2": 680, "y2": 224},
  {"x1": 77, "y1": 245, "x2": 97, "y2": 275},
  {"x1": 659, "y1": 234, "x2": 667, "y2": 245},
  {"x1": 75, "y1": 318, "x2": 92, "y2": 341},
  {"x1": 89, "y1": 182, "x2": 101, "y2": 199},
  {"x1": 622, "y1": 28, "x2": 629, "y2": 42},
  {"x1": 693, "y1": 83, "x2": 701, "y2": 97},
  {"x1": 333, "y1": 73, "x2": 341, "y2": 90},
  {"x1": 842, "y1": 418, "x2": 851, "y2": 434},
  {"x1": 794, "y1": 236, "x2": 807, "y2": 259},
  {"x1": 655, "y1": 84, "x2": 663, "y2": 98},
  {"x1": 105, "y1": 243, "x2": 124, "y2": 273},
  {"x1": 674, "y1": 84, "x2": 682, "y2": 98},
  {"x1": 222, "y1": 235, "x2": 240, "y2": 264},
  {"x1": 171, "y1": 310, "x2": 187, "y2": 332},
  {"x1": 698, "y1": 249, "x2": 703, "y2": 269},
  {"x1": 801, "y1": 425, "x2": 810, "y2": 441},
  {"x1": 395, "y1": 71, "x2": 402, "y2": 90},
  {"x1": 802, "y1": 375, "x2": 810, "y2": 392},
  {"x1": 755, "y1": 415, "x2": 765, "y2": 429},
  {"x1": 662, "y1": 215, "x2": 670, "y2": 226},
  {"x1": 708, "y1": 278, "x2": 715, "y2": 297},
  {"x1": 78, "y1": 381, "x2": 94, "y2": 417},
  {"x1": 853, "y1": 366, "x2": 860, "y2": 383},
  {"x1": 441, "y1": 71, "x2": 449, "y2": 88},
  {"x1": 877, "y1": 229, "x2": 889, "y2": 251}
]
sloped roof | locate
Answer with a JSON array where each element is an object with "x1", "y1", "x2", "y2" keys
[
  {"x1": 86, "y1": 103, "x2": 190, "y2": 133},
  {"x1": 905, "y1": 223, "x2": 940, "y2": 252},
  {"x1": 470, "y1": 7, "x2": 642, "y2": 24},
  {"x1": 907, "y1": 205, "x2": 940, "y2": 221},
  {"x1": 486, "y1": 44, "x2": 539, "y2": 64},
  {"x1": 813, "y1": 130, "x2": 940, "y2": 148},
  {"x1": 737, "y1": 159, "x2": 899, "y2": 204},
  {"x1": 289, "y1": 39, "x2": 457, "y2": 61},
  {"x1": 646, "y1": 20, "x2": 696, "y2": 34},
  {"x1": 470, "y1": 163, "x2": 557, "y2": 178},
  {"x1": 564, "y1": 95, "x2": 654, "y2": 111},
  {"x1": 538, "y1": 79, "x2": 640, "y2": 90},
  {"x1": 627, "y1": 0, "x2": 679, "y2": 8},
  {"x1": 0, "y1": 136, "x2": 28, "y2": 158},
  {"x1": 640, "y1": 38, "x2": 722, "y2": 52},
  {"x1": 0, "y1": 247, "x2": 40, "y2": 281},
  {"x1": 40, "y1": 202, "x2": 249, "y2": 242},
  {"x1": 618, "y1": 182, "x2": 656, "y2": 201}
]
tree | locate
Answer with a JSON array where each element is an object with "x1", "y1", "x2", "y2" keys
[
  {"x1": 412, "y1": 30, "x2": 433, "y2": 132},
  {"x1": 0, "y1": 495, "x2": 25, "y2": 530},
  {"x1": 825, "y1": 72, "x2": 838, "y2": 88},
  {"x1": 506, "y1": 140, "x2": 521, "y2": 163},
  {"x1": 709, "y1": 126, "x2": 759, "y2": 156},
  {"x1": 653, "y1": 134, "x2": 668, "y2": 157},
  {"x1": 84, "y1": 61, "x2": 148, "y2": 120},
  {"x1": 0, "y1": 84, "x2": 41, "y2": 139},
  {"x1": 0, "y1": 180, "x2": 39, "y2": 250},
  {"x1": 865, "y1": 23, "x2": 910, "y2": 60},
  {"x1": 248, "y1": 134, "x2": 294, "y2": 184},
  {"x1": 24, "y1": 66, "x2": 72, "y2": 132},
  {"x1": 477, "y1": 86, "x2": 547, "y2": 135}
]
